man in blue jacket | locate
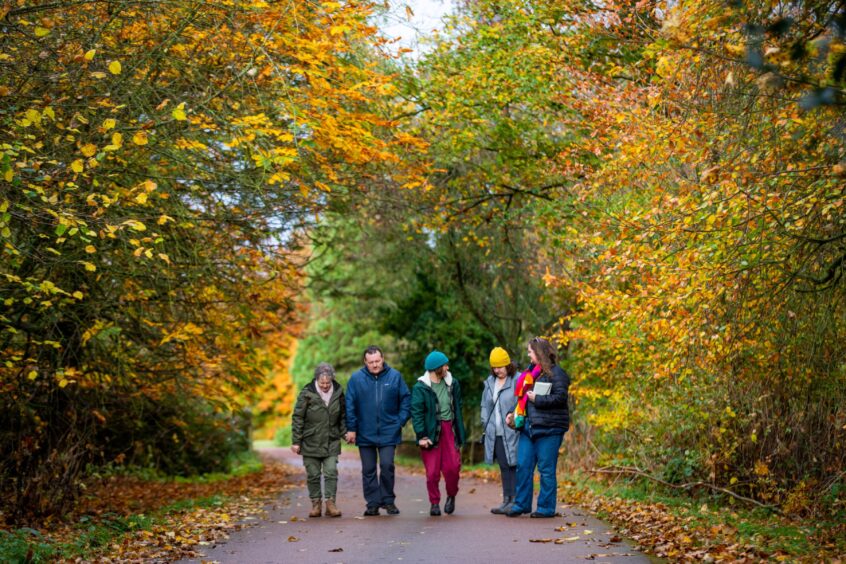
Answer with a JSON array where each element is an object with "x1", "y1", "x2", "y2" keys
[{"x1": 345, "y1": 345, "x2": 411, "y2": 516}]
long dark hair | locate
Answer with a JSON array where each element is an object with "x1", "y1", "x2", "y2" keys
[{"x1": 529, "y1": 337, "x2": 557, "y2": 376}]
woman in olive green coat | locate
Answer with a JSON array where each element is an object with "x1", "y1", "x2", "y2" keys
[{"x1": 291, "y1": 363, "x2": 346, "y2": 518}]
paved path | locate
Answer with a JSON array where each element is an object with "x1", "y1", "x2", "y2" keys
[{"x1": 181, "y1": 447, "x2": 654, "y2": 564}]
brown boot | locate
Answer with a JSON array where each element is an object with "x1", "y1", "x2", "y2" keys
[
  {"x1": 309, "y1": 499, "x2": 322, "y2": 518},
  {"x1": 325, "y1": 498, "x2": 342, "y2": 518}
]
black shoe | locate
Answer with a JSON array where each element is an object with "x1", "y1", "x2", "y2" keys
[
  {"x1": 363, "y1": 506, "x2": 380, "y2": 516},
  {"x1": 429, "y1": 503, "x2": 441, "y2": 516},
  {"x1": 381, "y1": 503, "x2": 400, "y2": 515},
  {"x1": 444, "y1": 496, "x2": 455, "y2": 515},
  {"x1": 530, "y1": 511, "x2": 555, "y2": 518},
  {"x1": 491, "y1": 496, "x2": 514, "y2": 515},
  {"x1": 506, "y1": 506, "x2": 527, "y2": 517}
]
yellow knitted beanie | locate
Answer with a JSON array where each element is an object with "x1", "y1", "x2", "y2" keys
[{"x1": 489, "y1": 347, "x2": 511, "y2": 368}]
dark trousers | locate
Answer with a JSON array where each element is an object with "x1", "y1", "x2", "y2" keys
[
  {"x1": 494, "y1": 436, "x2": 516, "y2": 497},
  {"x1": 359, "y1": 445, "x2": 396, "y2": 508}
]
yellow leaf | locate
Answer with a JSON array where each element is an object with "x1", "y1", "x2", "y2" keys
[
  {"x1": 35, "y1": 26, "x2": 50, "y2": 37},
  {"x1": 85, "y1": 245, "x2": 96, "y2": 253},
  {"x1": 132, "y1": 131, "x2": 148, "y2": 146},
  {"x1": 81, "y1": 261, "x2": 96, "y2": 272},
  {"x1": 59, "y1": 379, "x2": 69, "y2": 388},
  {"x1": 124, "y1": 219, "x2": 146, "y2": 232},
  {"x1": 4, "y1": 169, "x2": 12, "y2": 182},
  {"x1": 158, "y1": 253, "x2": 171, "y2": 264},
  {"x1": 135, "y1": 192, "x2": 148, "y2": 204},
  {"x1": 108, "y1": 60, "x2": 122, "y2": 75},
  {"x1": 81, "y1": 143, "x2": 97, "y2": 157},
  {"x1": 157, "y1": 215, "x2": 174, "y2": 225},
  {"x1": 25, "y1": 109, "x2": 42, "y2": 126},
  {"x1": 102, "y1": 118, "x2": 116, "y2": 131},
  {"x1": 104, "y1": 132, "x2": 123, "y2": 151},
  {"x1": 84, "y1": 49, "x2": 96, "y2": 61},
  {"x1": 72, "y1": 291, "x2": 83, "y2": 299},
  {"x1": 28, "y1": 370, "x2": 38, "y2": 381},
  {"x1": 172, "y1": 102, "x2": 187, "y2": 121},
  {"x1": 43, "y1": 107, "x2": 55, "y2": 121},
  {"x1": 71, "y1": 159, "x2": 84, "y2": 173}
]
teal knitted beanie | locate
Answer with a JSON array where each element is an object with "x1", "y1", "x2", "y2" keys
[{"x1": 424, "y1": 350, "x2": 449, "y2": 371}]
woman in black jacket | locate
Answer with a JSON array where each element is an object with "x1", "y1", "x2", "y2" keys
[{"x1": 505, "y1": 337, "x2": 570, "y2": 518}]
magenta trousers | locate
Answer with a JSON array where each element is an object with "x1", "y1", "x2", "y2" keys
[{"x1": 420, "y1": 420, "x2": 461, "y2": 504}]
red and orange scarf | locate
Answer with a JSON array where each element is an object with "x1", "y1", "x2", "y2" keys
[{"x1": 513, "y1": 364, "x2": 542, "y2": 428}]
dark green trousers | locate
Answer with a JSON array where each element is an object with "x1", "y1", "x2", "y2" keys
[{"x1": 303, "y1": 455, "x2": 338, "y2": 500}]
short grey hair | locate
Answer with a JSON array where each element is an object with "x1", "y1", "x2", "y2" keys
[{"x1": 314, "y1": 362, "x2": 335, "y2": 381}]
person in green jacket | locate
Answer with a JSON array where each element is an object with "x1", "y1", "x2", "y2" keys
[
  {"x1": 291, "y1": 363, "x2": 346, "y2": 518},
  {"x1": 410, "y1": 350, "x2": 466, "y2": 516}
]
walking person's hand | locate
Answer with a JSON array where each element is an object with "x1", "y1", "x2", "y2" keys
[
  {"x1": 345, "y1": 431, "x2": 356, "y2": 444},
  {"x1": 505, "y1": 413, "x2": 515, "y2": 429},
  {"x1": 291, "y1": 444, "x2": 300, "y2": 454},
  {"x1": 527, "y1": 391, "x2": 536, "y2": 402},
  {"x1": 418, "y1": 438, "x2": 433, "y2": 448}
]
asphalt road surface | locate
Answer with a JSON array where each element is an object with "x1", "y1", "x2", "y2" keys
[{"x1": 180, "y1": 447, "x2": 654, "y2": 564}]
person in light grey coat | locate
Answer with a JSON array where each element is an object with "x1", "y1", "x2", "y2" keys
[{"x1": 480, "y1": 347, "x2": 520, "y2": 514}]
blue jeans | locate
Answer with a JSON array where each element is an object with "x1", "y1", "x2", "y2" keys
[{"x1": 512, "y1": 431, "x2": 564, "y2": 515}]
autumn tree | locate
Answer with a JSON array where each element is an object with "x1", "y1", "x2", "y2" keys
[
  {"x1": 1, "y1": 0, "x2": 420, "y2": 520},
  {"x1": 388, "y1": 0, "x2": 846, "y2": 511}
]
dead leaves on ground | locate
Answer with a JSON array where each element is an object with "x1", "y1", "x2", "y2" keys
[
  {"x1": 561, "y1": 484, "x2": 805, "y2": 562},
  {"x1": 36, "y1": 456, "x2": 296, "y2": 562}
]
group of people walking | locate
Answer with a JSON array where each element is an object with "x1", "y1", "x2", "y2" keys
[{"x1": 290, "y1": 338, "x2": 570, "y2": 519}]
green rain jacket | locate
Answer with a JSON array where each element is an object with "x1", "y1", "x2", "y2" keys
[{"x1": 291, "y1": 380, "x2": 346, "y2": 458}]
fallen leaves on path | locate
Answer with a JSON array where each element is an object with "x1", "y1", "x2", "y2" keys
[
  {"x1": 31, "y1": 455, "x2": 296, "y2": 562},
  {"x1": 561, "y1": 482, "x2": 791, "y2": 562}
]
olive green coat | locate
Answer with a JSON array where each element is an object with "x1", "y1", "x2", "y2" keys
[{"x1": 291, "y1": 380, "x2": 346, "y2": 458}]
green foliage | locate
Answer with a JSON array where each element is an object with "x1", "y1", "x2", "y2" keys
[
  {"x1": 107, "y1": 396, "x2": 252, "y2": 477},
  {"x1": 291, "y1": 211, "x2": 552, "y2": 437},
  {"x1": 0, "y1": 528, "x2": 55, "y2": 564},
  {"x1": 273, "y1": 425, "x2": 292, "y2": 447},
  {"x1": 62, "y1": 513, "x2": 155, "y2": 559}
]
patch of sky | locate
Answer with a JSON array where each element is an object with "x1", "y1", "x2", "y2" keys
[{"x1": 373, "y1": 0, "x2": 454, "y2": 60}]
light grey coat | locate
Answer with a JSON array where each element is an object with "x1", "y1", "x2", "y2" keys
[{"x1": 480, "y1": 374, "x2": 519, "y2": 466}]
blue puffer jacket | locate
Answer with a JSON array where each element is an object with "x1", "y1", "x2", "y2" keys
[{"x1": 345, "y1": 363, "x2": 411, "y2": 447}]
